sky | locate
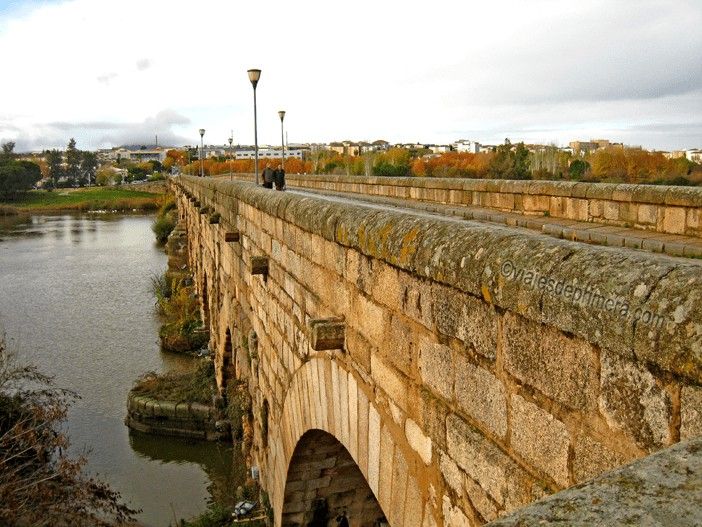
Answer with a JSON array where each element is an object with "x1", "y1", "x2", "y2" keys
[{"x1": 0, "y1": 0, "x2": 701, "y2": 152}]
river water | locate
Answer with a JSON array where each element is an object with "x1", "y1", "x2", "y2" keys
[{"x1": 0, "y1": 213, "x2": 242, "y2": 526}]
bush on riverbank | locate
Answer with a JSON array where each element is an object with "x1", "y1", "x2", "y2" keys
[
  {"x1": 152, "y1": 196, "x2": 177, "y2": 244},
  {"x1": 0, "y1": 337, "x2": 138, "y2": 525},
  {"x1": 153, "y1": 272, "x2": 209, "y2": 353},
  {"x1": 131, "y1": 359, "x2": 215, "y2": 405}
]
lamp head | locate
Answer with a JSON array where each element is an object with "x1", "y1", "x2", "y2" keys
[
  {"x1": 247, "y1": 68, "x2": 261, "y2": 88},
  {"x1": 278, "y1": 110, "x2": 286, "y2": 122},
  {"x1": 199, "y1": 128, "x2": 205, "y2": 138},
  {"x1": 228, "y1": 137, "x2": 233, "y2": 145}
]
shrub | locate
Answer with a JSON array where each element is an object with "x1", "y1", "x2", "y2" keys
[
  {"x1": 152, "y1": 213, "x2": 176, "y2": 244},
  {"x1": 131, "y1": 359, "x2": 214, "y2": 405},
  {"x1": 0, "y1": 338, "x2": 138, "y2": 525}
]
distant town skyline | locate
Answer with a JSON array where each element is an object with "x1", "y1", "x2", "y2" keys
[{"x1": 1, "y1": 0, "x2": 701, "y2": 153}]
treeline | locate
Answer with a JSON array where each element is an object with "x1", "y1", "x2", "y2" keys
[
  {"x1": 0, "y1": 142, "x2": 42, "y2": 199},
  {"x1": 44, "y1": 138, "x2": 98, "y2": 188},
  {"x1": 170, "y1": 141, "x2": 702, "y2": 186}
]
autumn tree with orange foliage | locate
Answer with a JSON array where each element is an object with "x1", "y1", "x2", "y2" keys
[
  {"x1": 586, "y1": 147, "x2": 695, "y2": 184},
  {"x1": 411, "y1": 152, "x2": 493, "y2": 178}
]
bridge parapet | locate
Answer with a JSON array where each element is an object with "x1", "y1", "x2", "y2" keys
[
  {"x1": 224, "y1": 173, "x2": 702, "y2": 238},
  {"x1": 174, "y1": 175, "x2": 702, "y2": 526}
]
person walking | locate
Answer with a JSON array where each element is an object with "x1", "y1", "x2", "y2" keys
[
  {"x1": 274, "y1": 163, "x2": 286, "y2": 191},
  {"x1": 262, "y1": 163, "x2": 274, "y2": 189}
]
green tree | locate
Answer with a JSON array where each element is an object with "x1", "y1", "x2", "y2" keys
[
  {"x1": 65, "y1": 138, "x2": 81, "y2": 186},
  {"x1": 0, "y1": 141, "x2": 15, "y2": 164},
  {"x1": 46, "y1": 149, "x2": 63, "y2": 189},
  {"x1": 568, "y1": 159, "x2": 590, "y2": 180},
  {"x1": 0, "y1": 143, "x2": 41, "y2": 199},
  {"x1": 80, "y1": 151, "x2": 98, "y2": 186},
  {"x1": 488, "y1": 139, "x2": 531, "y2": 180}
]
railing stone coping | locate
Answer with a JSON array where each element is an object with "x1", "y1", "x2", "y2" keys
[
  {"x1": 487, "y1": 437, "x2": 702, "y2": 526},
  {"x1": 175, "y1": 176, "x2": 702, "y2": 383}
]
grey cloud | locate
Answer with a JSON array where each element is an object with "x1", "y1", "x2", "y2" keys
[
  {"x1": 11, "y1": 110, "x2": 192, "y2": 151},
  {"x1": 444, "y1": 1, "x2": 702, "y2": 105},
  {"x1": 136, "y1": 58, "x2": 151, "y2": 71}
]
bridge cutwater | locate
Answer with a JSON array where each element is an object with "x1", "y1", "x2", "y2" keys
[{"x1": 172, "y1": 174, "x2": 702, "y2": 526}]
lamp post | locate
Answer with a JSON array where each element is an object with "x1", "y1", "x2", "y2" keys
[
  {"x1": 228, "y1": 135, "x2": 233, "y2": 181},
  {"x1": 278, "y1": 110, "x2": 286, "y2": 168},
  {"x1": 247, "y1": 68, "x2": 261, "y2": 185},
  {"x1": 199, "y1": 128, "x2": 205, "y2": 177}
]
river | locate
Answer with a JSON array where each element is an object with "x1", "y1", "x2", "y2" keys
[{"x1": 0, "y1": 213, "x2": 242, "y2": 526}]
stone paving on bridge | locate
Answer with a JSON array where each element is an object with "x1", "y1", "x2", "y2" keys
[{"x1": 291, "y1": 187, "x2": 702, "y2": 259}]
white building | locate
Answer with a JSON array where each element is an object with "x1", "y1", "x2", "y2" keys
[
  {"x1": 234, "y1": 146, "x2": 305, "y2": 160},
  {"x1": 686, "y1": 149, "x2": 702, "y2": 163},
  {"x1": 453, "y1": 139, "x2": 481, "y2": 154}
]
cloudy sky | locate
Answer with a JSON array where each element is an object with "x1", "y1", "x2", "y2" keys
[{"x1": 1, "y1": 0, "x2": 701, "y2": 152}]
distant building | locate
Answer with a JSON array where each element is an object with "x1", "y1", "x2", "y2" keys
[
  {"x1": 569, "y1": 139, "x2": 623, "y2": 155},
  {"x1": 687, "y1": 149, "x2": 702, "y2": 163},
  {"x1": 426, "y1": 144, "x2": 452, "y2": 154},
  {"x1": 104, "y1": 147, "x2": 168, "y2": 163},
  {"x1": 453, "y1": 139, "x2": 481, "y2": 154},
  {"x1": 234, "y1": 145, "x2": 305, "y2": 160}
]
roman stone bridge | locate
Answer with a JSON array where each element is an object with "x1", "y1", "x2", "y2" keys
[{"x1": 171, "y1": 174, "x2": 702, "y2": 526}]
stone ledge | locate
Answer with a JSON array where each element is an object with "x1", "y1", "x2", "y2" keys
[{"x1": 486, "y1": 437, "x2": 702, "y2": 527}]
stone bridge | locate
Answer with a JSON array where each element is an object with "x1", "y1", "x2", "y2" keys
[{"x1": 171, "y1": 174, "x2": 702, "y2": 526}]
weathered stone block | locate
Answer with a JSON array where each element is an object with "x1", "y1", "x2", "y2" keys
[
  {"x1": 681, "y1": 384, "x2": 702, "y2": 440},
  {"x1": 432, "y1": 284, "x2": 498, "y2": 360},
  {"x1": 662, "y1": 206, "x2": 687, "y2": 234},
  {"x1": 418, "y1": 340, "x2": 454, "y2": 400},
  {"x1": 598, "y1": 352, "x2": 672, "y2": 450},
  {"x1": 637, "y1": 204, "x2": 658, "y2": 225},
  {"x1": 405, "y1": 417, "x2": 433, "y2": 465},
  {"x1": 572, "y1": 434, "x2": 631, "y2": 483},
  {"x1": 510, "y1": 394, "x2": 570, "y2": 487},
  {"x1": 446, "y1": 413, "x2": 508, "y2": 504},
  {"x1": 502, "y1": 313, "x2": 597, "y2": 411},
  {"x1": 454, "y1": 354, "x2": 507, "y2": 438}
]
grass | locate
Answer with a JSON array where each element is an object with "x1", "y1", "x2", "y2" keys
[
  {"x1": 0, "y1": 187, "x2": 163, "y2": 212},
  {"x1": 0, "y1": 204, "x2": 18, "y2": 216},
  {"x1": 131, "y1": 359, "x2": 215, "y2": 405}
]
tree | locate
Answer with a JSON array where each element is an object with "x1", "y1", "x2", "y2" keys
[
  {"x1": 46, "y1": 149, "x2": 63, "y2": 190},
  {"x1": 568, "y1": 159, "x2": 590, "y2": 180},
  {"x1": 488, "y1": 139, "x2": 531, "y2": 180},
  {"x1": 65, "y1": 138, "x2": 81, "y2": 186},
  {"x1": 0, "y1": 143, "x2": 41, "y2": 199},
  {"x1": 0, "y1": 141, "x2": 15, "y2": 164},
  {"x1": 80, "y1": 151, "x2": 98, "y2": 186}
]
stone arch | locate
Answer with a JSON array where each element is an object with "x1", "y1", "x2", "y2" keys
[
  {"x1": 282, "y1": 429, "x2": 386, "y2": 526},
  {"x1": 267, "y1": 357, "x2": 426, "y2": 527}
]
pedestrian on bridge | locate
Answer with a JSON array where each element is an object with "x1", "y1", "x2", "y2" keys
[
  {"x1": 262, "y1": 163, "x2": 274, "y2": 189},
  {"x1": 274, "y1": 163, "x2": 286, "y2": 191}
]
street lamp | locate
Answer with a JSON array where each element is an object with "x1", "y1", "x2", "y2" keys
[
  {"x1": 228, "y1": 135, "x2": 233, "y2": 181},
  {"x1": 247, "y1": 68, "x2": 261, "y2": 185},
  {"x1": 278, "y1": 110, "x2": 286, "y2": 168},
  {"x1": 199, "y1": 128, "x2": 206, "y2": 177}
]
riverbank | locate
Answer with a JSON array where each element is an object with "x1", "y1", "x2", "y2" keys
[{"x1": 0, "y1": 185, "x2": 165, "y2": 212}]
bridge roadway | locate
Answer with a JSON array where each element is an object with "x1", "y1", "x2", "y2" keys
[
  {"x1": 174, "y1": 175, "x2": 702, "y2": 527},
  {"x1": 285, "y1": 186, "x2": 702, "y2": 261}
]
